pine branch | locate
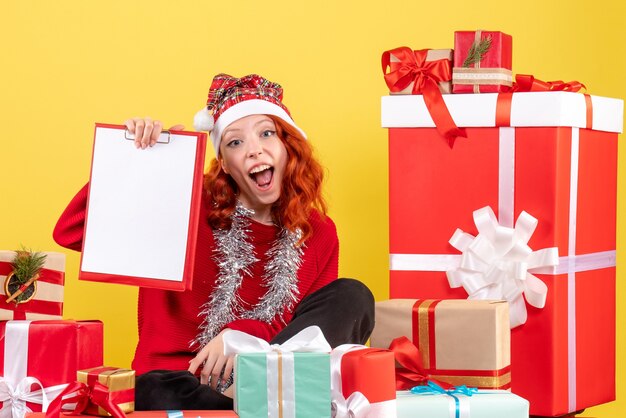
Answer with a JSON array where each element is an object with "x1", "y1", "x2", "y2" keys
[
  {"x1": 462, "y1": 35, "x2": 493, "y2": 68},
  {"x1": 11, "y1": 247, "x2": 46, "y2": 284}
]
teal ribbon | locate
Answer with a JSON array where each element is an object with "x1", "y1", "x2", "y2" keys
[{"x1": 410, "y1": 381, "x2": 478, "y2": 418}]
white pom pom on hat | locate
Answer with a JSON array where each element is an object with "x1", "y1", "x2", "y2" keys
[{"x1": 193, "y1": 107, "x2": 214, "y2": 132}]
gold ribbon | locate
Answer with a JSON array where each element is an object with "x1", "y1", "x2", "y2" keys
[{"x1": 473, "y1": 30, "x2": 482, "y2": 93}]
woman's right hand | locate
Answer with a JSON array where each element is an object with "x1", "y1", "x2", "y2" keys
[
  {"x1": 124, "y1": 117, "x2": 185, "y2": 149},
  {"x1": 187, "y1": 328, "x2": 234, "y2": 390}
]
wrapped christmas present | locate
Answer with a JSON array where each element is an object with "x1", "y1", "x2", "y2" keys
[
  {"x1": 0, "y1": 320, "x2": 103, "y2": 418},
  {"x1": 0, "y1": 250, "x2": 65, "y2": 320},
  {"x1": 381, "y1": 85, "x2": 623, "y2": 415},
  {"x1": 223, "y1": 326, "x2": 331, "y2": 418},
  {"x1": 77, "y1": 367, "x2": 135, "y2": 416},
  {"x1": 452, "y1": 30, "x2": 512, "y2": 93},
  {"x1": 370, "y1": 299, "x2": 510, "y2": 390},
  {"x1": 382, "y1": 46, "x2": 464, "y2": 147},
  {"x1": 396, "y1": 381, "x2": 529, "y2": 418},
  {"x1": 45, "y1": 367, "x2": 134, "y2": 418},
  {"x1": 330, "y1": 344, "x2": 396, "y2": 417},
  {"x1": 383, "y1": 47, "x2": 453, "y2": 94}
]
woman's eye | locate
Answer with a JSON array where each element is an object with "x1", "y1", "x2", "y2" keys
[
  {"x1": 261, "y1": 130, "x2": 276, "y2": 138},
  {"x1": 226, "y1": 139, "x2": 242, "y2": 147}
]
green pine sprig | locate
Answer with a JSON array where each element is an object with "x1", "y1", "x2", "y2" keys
[
  {"x1": 462, "y1": 35, "x2": 493, "y2": 68},
  {"x1": 11, "y1": 247, "x2": 47, "y2": 284}
]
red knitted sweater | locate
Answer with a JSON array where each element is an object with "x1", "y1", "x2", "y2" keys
[{"x1": 53, "y1": 184, "x2": 339, "y2": 375}]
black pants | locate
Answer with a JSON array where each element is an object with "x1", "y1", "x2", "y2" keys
[{"x1": 135, "y1": 278, "x2": 375, "y2": 410}]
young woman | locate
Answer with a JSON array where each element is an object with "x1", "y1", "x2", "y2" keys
[{"x1": 53, "y1": 73, "x2": 374, "y2": 410}]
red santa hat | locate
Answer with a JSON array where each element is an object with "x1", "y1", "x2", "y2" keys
[{"x1": 193, "y1": 73, "x2": 307, "y2": 155}]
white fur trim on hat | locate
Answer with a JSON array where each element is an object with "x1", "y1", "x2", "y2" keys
[
  {"x1": 210, "y1": 99, "x2": 307, "y2": 156},
  {"x1": 193, "y1": 107, "x2": 214, "y2": 132}
]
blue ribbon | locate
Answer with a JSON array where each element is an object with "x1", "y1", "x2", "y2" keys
[
  {"x1": 410, "y1": 381, "x2": 478, "y2": 418},
  {"x1": 166, "y1": 411, "x2": 184, "y2": 418}
]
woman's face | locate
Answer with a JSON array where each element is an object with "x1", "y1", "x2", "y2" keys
[{"x1": 219, "y1": 114, "x2": 288, "y2": 213}]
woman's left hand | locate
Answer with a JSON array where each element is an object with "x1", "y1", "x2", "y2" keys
[{"x1": 188, "y1": 328, "x2": 234, "y2": 390}]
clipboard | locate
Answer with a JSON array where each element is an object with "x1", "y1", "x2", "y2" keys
[{"x1": 79, "y1": 123, "x2": 207, "y2": 291}]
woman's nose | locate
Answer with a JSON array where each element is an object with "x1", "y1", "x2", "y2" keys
[{"x1": 247, "y1": 138, "x2": 263, "y2": 157}]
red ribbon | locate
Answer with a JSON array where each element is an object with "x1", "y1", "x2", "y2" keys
[
  {"x1": 0, "y1": 264, "x2": 65, "y2": 285},
  {"x1": 0, "y1": 262, "x2": 64, "y2": 319},
  {"x1": 497, "y1": 74, "x2": 592, "y2": 129},
  {"x1": 45, "y1": 381, "x2": 129, "y2": 418},
  {"x1": 0, "y1": 297, "x2": 63, "y2": 319},
  {"x1": 382, "y1": 47, "x2": 466, "y2": 147},
  {"x1": 412, "y1": 299, "x2": 441, "y2": 370},
  {"x1": 389, "y1": 336, "x2": 453, "y2": 391},
  {"x1": 508, "y1": 74, "x2": 586, "y2": 93}
]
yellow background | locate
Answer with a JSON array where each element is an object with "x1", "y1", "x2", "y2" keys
[{"x1": 1, "y1": 0, "x2": 624, "y2": 416}]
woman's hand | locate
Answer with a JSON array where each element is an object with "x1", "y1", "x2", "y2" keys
[
  {"x1": 188, "y1": 328, "x2": 234, "y2": 390},
  {"x1": 124, "y1": 117, "x2": 184, "y2": 149}
]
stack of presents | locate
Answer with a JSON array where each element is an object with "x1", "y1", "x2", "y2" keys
[{"x1": 1, "y1": 29, "x2": 622, "y2": 418}]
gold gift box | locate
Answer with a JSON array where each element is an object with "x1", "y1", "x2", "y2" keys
[
  {"x1": 77, "y1": 367, "x2": 135, "y2": 416},
  {"x1": 370, "y1": 299, "x2": 510, "y2": 389},
  {"x1": 389, "y1": 49, "x2": 453, "y2": 94}
]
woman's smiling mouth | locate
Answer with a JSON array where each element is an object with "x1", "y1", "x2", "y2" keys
[{"x1": 248, "y1": 164, "x2": 274, "y2": 188}]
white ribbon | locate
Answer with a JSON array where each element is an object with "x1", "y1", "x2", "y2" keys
[
  {"x1": 0, "y1": 321, "x2": 69, "y2": 418},
  {"x1": 567, "y1": 127, "x2": 580, "y2": 412},
  {"x1": 223, "y1": 326, "x2": 331, "y2": 418},
  {"x1": 331, "y1": 391, "x2": 370, "y2": 418},
  {"x1": 330, "y1": 345, "x2": 371, "y2": 418},
  {"x1": 446, "y1": 206, "x2": 559, "y2": 328},
  {"x1": 223, "y1": 325, "x2": 331, "y2": 356},
  {"x1": 0, "y1": 377, "x2": 47, "y2": 418}
]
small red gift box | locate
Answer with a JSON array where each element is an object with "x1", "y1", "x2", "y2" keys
[
  {"x1": 0, "y1": 251, "x2": 65, "y2": 320},
  {"x1": 0, "y1": 320, "x2": 104, "y2": 417},
  {"x1": 330, "y1": 345, "x2": 397, "y2": 417},
  {"x1": 452, "y1": 30, "x2": 512, "y2": 93},
  {"x1": 381, "y1": 91, "x2": 623, "y2": 416}
]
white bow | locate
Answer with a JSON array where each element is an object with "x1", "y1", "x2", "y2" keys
[
  {"x1": 332, "y1": 391, "x2": 370, "y2": 418},
  {"x1": 446, "y1": 206, "x2": 559, "y2": 328},
  {"x1": 223, "y1": 325, "x2": 331, "y2": 355},
  {"x1": 0, "y1": 377, "x2": 68, "y2": 418}
]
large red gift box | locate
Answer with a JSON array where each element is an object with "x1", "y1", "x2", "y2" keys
[
  {"x1": 0, "y1": 251, "x2": 65, "y2": 320},
  {"x1": 0, "y1": 320, "x2": 103, "y2": 417},
  {"x1": 381, "y1": 91, "x2": 623, "y2": 416},
  {"x1": 330, "y1": 345, "x2": 397, "y2": 417}
]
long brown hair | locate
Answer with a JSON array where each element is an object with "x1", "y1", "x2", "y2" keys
[{"x1": 203, "y1": 115, "x2": 327, "y2": 243}]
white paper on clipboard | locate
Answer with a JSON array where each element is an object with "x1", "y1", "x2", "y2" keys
[{"x1": 80, "y1": 124, "x2": 205, "y2": 287}]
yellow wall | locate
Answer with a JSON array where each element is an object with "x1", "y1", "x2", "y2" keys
[{"x1": 1, "y1": 0, "x2": 624, "y2": 416}]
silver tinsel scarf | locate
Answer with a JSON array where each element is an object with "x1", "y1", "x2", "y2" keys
[{"x1": 192, "y1": 203, "x2": 304, "y2": 349}]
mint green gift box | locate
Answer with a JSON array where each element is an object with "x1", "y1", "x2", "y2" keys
[
  {"x1": 233, "y1": 352, "x2": 331, "y2": 418},
  {"x1": 396, "y1": 389, "x2": 529, "y2": 418}
]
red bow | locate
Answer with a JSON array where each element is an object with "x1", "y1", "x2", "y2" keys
[
  {"x1": 382, "y1": 47, "x2": 466, "y2": 147},
  {"x1": 508, "y1": 74, "x2": 586, "y2": 92},
  {"x1": 45, "y1": 381, "x2": 127, "y2": 418},
  {"x1": 497, "y1": 74, "x2": 591, "y2": 128},
  {"x1": 389, "y1": 336, "x2": 453, "y2": 390}
]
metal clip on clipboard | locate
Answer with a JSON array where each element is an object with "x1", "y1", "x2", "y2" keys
[{"x1": 124, "y1": 130, "x2": 171, "y2": 144}]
